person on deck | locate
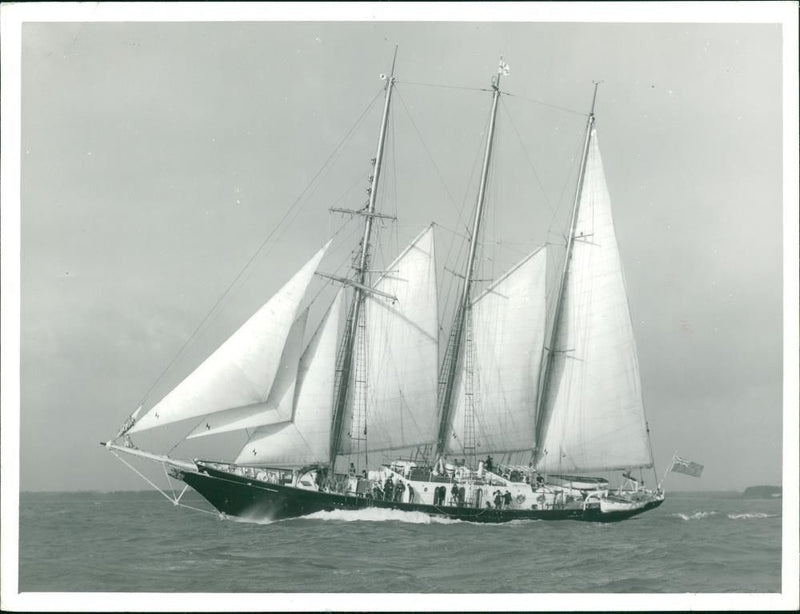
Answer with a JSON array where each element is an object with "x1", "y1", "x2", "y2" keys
[
  {"x1": 394, "y1": 480, "x2": 406, "y2": 502},
  {"x1": 503, "y1": 490, "x2": 513, "y2": 507},
  {"x1": 451, "y1": 483, "x2": 459, "y2": 506},
  {"x1": 493, "y1": 490, "x2": 502, "y2": 509},
  {"x1": 485, "y1": 455, "x2": 494, "y2": 472},
  {"x1": 384, "y1": 476, "x2": 394, "y2": 501}
]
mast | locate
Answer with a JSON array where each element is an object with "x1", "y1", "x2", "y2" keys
[
  {"x1": 329, "y1": 47, "x2": 398, "y2": 463},
  {"x1": 533, "y1": 82, "x2": 599, "y2": 465},
  {"x1": 435, "y1": 58, "x2": 506, "y2": 457}
]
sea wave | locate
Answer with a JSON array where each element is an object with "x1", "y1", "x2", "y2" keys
[
  {"x1": 299, "y1": 508, "x2": 462, "y2": 524},
  {"x1": 726, "y1": 512, "x2": 778, "y2": 520},
  {"x1": 672, "y1": 511, "x2": 718, "y2": 520}
]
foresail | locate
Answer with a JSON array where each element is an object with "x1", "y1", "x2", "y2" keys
[
  {"x1": 338, "y1": 225, "x2": 439, "y2": 454},
  {"x1": 445, "y1": 248, "x2": 547, "y2": 456},
  {"x1": 184, "y1": 309, "x2": 309, "y2": 439},
  {"x1": 235, "y1": 290, "x2": 343, "y2": 466},
  {"x1": 129, "y1": 243, "x2": 329, "y2": 434},
  {"x1": 536, "y1": 130, "x2": 651, "y2": 473}
]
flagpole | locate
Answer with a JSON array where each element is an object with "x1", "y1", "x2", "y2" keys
[{"x1": 659, "y1": 450, "x2": 677, "y2": 491}]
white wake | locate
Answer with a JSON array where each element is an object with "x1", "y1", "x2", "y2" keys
[
  {"x1": 726, "y1": 512, "x2": 778, "y2": 520},
  {"x1": 672, "y1": 511, "x2": 719, "y2": 521},
  {"x1": 299, "y1": 507, "x2": 462, "y2": 524}
]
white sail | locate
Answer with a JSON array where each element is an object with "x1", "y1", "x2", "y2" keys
[
  {"x1": 445, "y1": 247, "x2": 547, "y2": 456},
  {"x1": 235, "y1": 290, "x2": 343, "y2": 466},
  {"x1": 129, "y1": 243, "x2": 329, "y2": 433},
  {"x1": 338, "y1": 225, "x2": 439, "y2": 454},
  {"x1": 536, "y1": 130, "x2": 652, "y2": 473},
  {"x1": 184, "y1": 309, "x2": 309, "y2": 439}
]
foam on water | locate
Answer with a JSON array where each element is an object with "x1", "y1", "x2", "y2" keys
[
  {"x1": 672, "y1": 510, "x2": 779, "y2": 521},
  {"x1": 672, "y1": 511, "x2": 719, "y2": 521},
  {"x1": 226, "y1": 513, "x2": 279, "y2": 525},
  {"x1": 299, "y1": 507, "x2": 462, "y2": 524}
]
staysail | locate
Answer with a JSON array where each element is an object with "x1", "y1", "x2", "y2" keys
[
  {"x1": 445, "y1": 247, "x2": 547, "y2": 456},
  {"x1": 535, "y1": 129, "x2": 651, "y2": 473},
  {"x1": 184, "y1": 309, "x2": 309, "y2": 439},
  {"x1": 129, "y1": 243, "x2": 329, "y2": 433},
  {"x1": 338, "y1": 225, "x2": 439, "y2": 454},
  {"x1": 235, "y1": 290, "x2": 344, "y2": 466}
]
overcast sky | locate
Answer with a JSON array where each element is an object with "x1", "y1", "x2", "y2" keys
[{"x1": 12, "y1": 10, "x2": 792, "y2": 492}]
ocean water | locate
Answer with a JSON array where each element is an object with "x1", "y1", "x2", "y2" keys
[{"x1": 18, "y1": 490, "x2": 781, "y2": 594}]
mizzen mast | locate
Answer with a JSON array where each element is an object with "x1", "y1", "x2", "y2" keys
[
  {"x1": 435, "y1": 58, "x2": 508, "y2": 457},
  {"x1": 329, "y1": 47, "x2": 398, "y2": 464}
]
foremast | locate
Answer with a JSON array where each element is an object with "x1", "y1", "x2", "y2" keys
[
  {"x1": 533, "y1": 83, "x2": 599, "y2": 467},
  {"x1": 329, "y1": 49, "x2": 398, "y2": 465},
  {"x1": 435, "y1": 59, "x2": 506, "y2": 458}
]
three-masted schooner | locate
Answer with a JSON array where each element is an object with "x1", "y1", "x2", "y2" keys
[{"x1": 103, "y1": 55, "x2": 665, "y2": 523}]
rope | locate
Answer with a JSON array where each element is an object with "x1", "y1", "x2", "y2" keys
[
  {"x1": 112, "y1": 451, "x2": 221, "y2": 518},
  {"x1": 111, "y1": 451, "x2": 178, "y2": 505},
  {"x1": 394, "y1": 87, "x2": 461, "y2": 218},
  {"x1": 499, "y1": 96, "x2": 554, "y2": 216},
  {"x1": 502, "y1": 90, "x2": 588, "y2": 117},
  {"x1": 136, "y1": 87, "x2": 385, "y2": 408},
  {"x1": 395, "y1": 80, "x2": 490, "y2": 93}
]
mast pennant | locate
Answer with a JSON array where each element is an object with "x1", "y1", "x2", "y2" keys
[{"x1": 128, "y1": 242, "x2": 331, "y2": 434}]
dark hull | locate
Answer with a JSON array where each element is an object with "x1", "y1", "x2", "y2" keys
[{"x1": 175, "y1": 463, "x2": 663, "y2": 524}]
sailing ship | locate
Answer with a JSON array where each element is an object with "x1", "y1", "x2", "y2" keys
[{"x1": 103, "y1": 55, "x2": 664, "y2": 523}]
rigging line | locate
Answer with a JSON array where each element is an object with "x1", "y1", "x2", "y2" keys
[
  {"x1": 499, "y1": 96, "x2": 554, "y2": 216},
  {"x1": 176, "y1": 502, "x2": 220, "y2": 517},
  {"x1": 502, "y1": 91, "x2": 589, "y2": 117},
  {"x1": 440, "y1": 105, "x2": 491, "y2": 333},
  {"x1": 111, "y1": 451, "x2": 178, "y2": 504},
  {"x1": 395, "y1": 79, "x2": 491, "y2": 93},
  {"x1": 328, "y1": 170, "x2": 372, "y2": 212},
  {"x1": 393, "y1": 86, "x2": 460, "y2": 217},
  {"x1": 434, "y1": 222, "x2": 472, "y2": 243},
  {"x1": 544, "y1": 127, "x2": 588, "y2": 251},
  {"x1": 136, "y1": 87, "x2": 385, "y2": 408},
  {"x1": 305, "y1": 218, "x2": 364, "y2": 307}
]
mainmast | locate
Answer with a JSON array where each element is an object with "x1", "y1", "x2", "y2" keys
[
  {"x1": 329, "y1": 48, "x2": 398, "y2": 462},
  {"x1": 533, "y1": 82, "x2": 599, "y2": 465},
  {"x1": 435, "y1": 58, "x2": 507, "y2": 457}
]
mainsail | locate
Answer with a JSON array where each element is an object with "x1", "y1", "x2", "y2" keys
[
  {"x1": 445, "y1": 247, "x2": 547, "y2": 456},
  {"x1": 235, "y1": 290, "x2": 344, "y2": 466},
  {"x1": 535, "y1": 129, "x2": 651, "y2": 473},
  {"x1": 129, "y1": 243, "x2": 329, "y2": 434},
  {"x1": 338, "y1": 225, "x2": 439, "y2": 454}
]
